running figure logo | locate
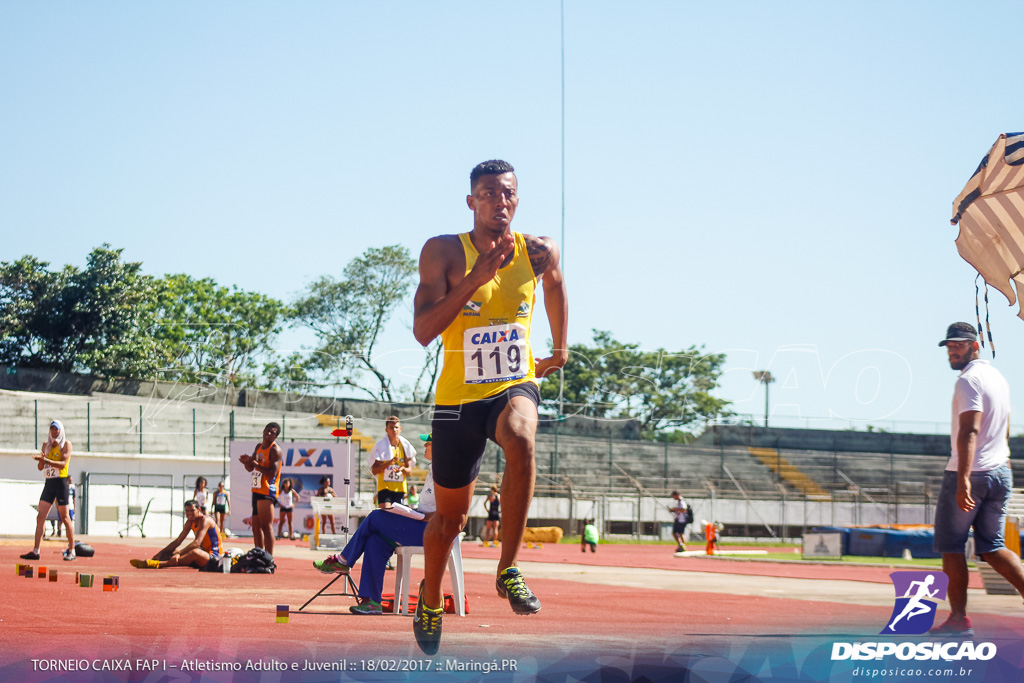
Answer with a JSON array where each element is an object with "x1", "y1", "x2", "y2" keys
[{"x1": 881, "y1": 571, "x2": 948, "y2": 635}]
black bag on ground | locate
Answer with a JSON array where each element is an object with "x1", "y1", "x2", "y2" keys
[
  {"x1": 232, "y1": 547, "x2": 276, "y2": 574},
  {"x1": 74, "y1": 542, "x2": 95, "y2": 557}
]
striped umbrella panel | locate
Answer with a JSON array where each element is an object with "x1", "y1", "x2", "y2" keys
[{"x1": 952, "y1": 132, "x2": 1024, "y2": 318}]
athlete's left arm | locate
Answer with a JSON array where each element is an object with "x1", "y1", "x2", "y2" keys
[
  {"x1": 36, "y1": 441, "x2": 73, "y2": 468},
  {"x1": 253, "y1": 443, "x2": 283, "y2": 479},
  {"x1": 524, "y1": 235, "x2": 569, "y2": 378}
]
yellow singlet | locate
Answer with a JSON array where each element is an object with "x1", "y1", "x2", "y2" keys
[
  {"x1": 376, "y1": 441, "x2": 410, "y2": 494},
  {"x1": 44, "y1": 443, "x2": 69, "y2": 479},
  {"x1": 434, "y1": 231, "x2": 537, "y2": 405}
]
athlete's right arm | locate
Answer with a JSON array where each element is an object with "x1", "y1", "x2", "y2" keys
[
  {"x1": 164, "y1": 523, "x2": 190, "y2": 555},
  {"x1": 412, "y1": 233, "x2": 514, "y2": 346}
]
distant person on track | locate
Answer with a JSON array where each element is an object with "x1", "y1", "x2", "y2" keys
[
  {"x1": 483, "y1": 485, "x2": 501, "y2": 543},
  {"x1": 192, "y1": 476, "x2": 210, "y2": 513},
  {"x1": 239, "y1": 422, "x2": 282, "y2": 557},
  {"x1": 130, "y1": 500, "x2": 223, "y2": 570},
  {"x1": 581, "y1": 519, "x2": 598, "y2": 553},
  {"x1": 22, "y1": 420, "x2": 76, "y2": 562},
  {"x1": 931, "y1": 322, "x2": 1024, "y2": 637},
  {"x1": 669, "y1": 491, "x2": 691, "y2": 553},
  {"x1": 368, "y1": 416, "x2": 417, "y2": 509},
  {"x1": 411, "y1": 159, "x2": 568, "y2": 654},
  {"x1": 317, "y1": 475, "x2": 337, "y2": 534},
  {"x1": 277, "y1": 478, "x2": 297, "y2": 540},
  {"x1": 212, "y1": 480, "x2": 231, "y2": 536}
]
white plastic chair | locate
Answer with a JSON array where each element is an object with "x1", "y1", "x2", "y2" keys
[{"x1": 393, "y1": 535, "x2": 466, "y2": 616}]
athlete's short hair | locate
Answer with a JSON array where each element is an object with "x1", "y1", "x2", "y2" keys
[
  {"x1": 470, "y1": 160, "x2": 515, "y2": 190},
  {"x1": 265, "y1": 421, "x2": 281, "y2": 436},
  {"x1": 184, "y1": 499, "x2": 199, "y2": 509},
  {"x1": 385, "y1": 416, "x2": 400, "y2": 427}
]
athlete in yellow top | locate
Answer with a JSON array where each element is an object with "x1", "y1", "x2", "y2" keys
[
  {"x1": 369, "y1": 416, "x2": 417, "y2": 508},
  {"x1": 239, "y1": 422, "x2": 282, "y2": 556},
  {"x1": 22, "y1": 420, "x2": 76, "y2": 561},
  {"x1": 411, "y1": 160, "x2": 568, "y2": 653}
]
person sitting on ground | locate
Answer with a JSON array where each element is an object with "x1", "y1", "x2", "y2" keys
[
  {"x1": 311, "y1": 433, "x2": 437, "y2": 615},
  {"x1": 581, "y1": 519, "x2": 599, "y2": 553},
  {"x1": 130, "y1": 500, "x2": 223, "y2": 571}
]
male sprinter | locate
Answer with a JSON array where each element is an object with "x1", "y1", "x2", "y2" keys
[
  {"x1": 411, "y1": 159, "x2": 568, "y2": 653},
  {"x1": 130, "y1": 500, "x2": 223, "y2": 570},
  {"x1": 239, "y1": 422, "x2": 283, "y2": 556}
]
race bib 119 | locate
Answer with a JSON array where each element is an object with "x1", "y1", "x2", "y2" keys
[{"x1": 463, "y1": 323, "x2": 529, "y2": 384}]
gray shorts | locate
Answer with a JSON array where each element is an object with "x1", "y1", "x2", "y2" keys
[{"x1": 933, "y1": 465, "x2": 1012, "y2": 555}]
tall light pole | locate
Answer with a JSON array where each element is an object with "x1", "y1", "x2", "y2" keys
[{"x1": 752, "y1": 371, "x2": 775, "y2": 427}]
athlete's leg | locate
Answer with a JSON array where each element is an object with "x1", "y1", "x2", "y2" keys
[
  {"x1": 256, "y1": 499, "x2": 276, "y2": 556},
  {"x1": 161, "y1": 548, "x2": 211, "y2": 568},
  {"x1": 942, "y1": 553, "x2": 970, "y2": 619},
  {"x1": 493, "y1": 395, "x2": 538, "y2": 575},
  {"x1": 421, "y1": 483, "x2": 475, "y2": 609},
  {"x1": 56, "y1": 504, "x2": 75, "y2": 551},
  {"x1": 33, "y1": 500, "x2": 52, "y2": 552},
  {"x1": 251, "y1": 494, "x2": 265, "y2": 550}
]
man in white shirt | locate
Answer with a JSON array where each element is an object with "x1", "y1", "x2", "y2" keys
[{"x1": 932, "y1": 322, "x2": 1024, "y2": 636}]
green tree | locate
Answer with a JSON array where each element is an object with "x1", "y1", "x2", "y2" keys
[
  {"x1": 145, "y1": 274, "x2": 286, "y2": 385},
  {"x1": 540, "y1": 329, "x2": 730, "y2": 440},
  {"x1": 0, "y1": 255, "x2": 64, "y2": 367},
  {"x1": 289, "y1": 245, "x2": 417, "y2": 402},
  {"x1": 0, "y1": 245, "x2": 162, "y2": 377}
]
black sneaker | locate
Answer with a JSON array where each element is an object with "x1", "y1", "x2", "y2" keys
[
  {"x1": 496, "y1": 567, "x2": 541, "y2": 614},
  {"x1": 20, "y1": 551, "x2": 40, "y2": 561},
  {"x1": 412, "y1": 580, "x2": 443, "y2": 655}
]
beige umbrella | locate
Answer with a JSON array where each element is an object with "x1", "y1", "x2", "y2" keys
[{"x1": 952, "y1": 132, "x2": 1024, "y2": 320}]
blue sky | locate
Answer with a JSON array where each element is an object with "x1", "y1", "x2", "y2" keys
[{"x1": 2, "y1": 1, "x2": 1022, "y2": 433}]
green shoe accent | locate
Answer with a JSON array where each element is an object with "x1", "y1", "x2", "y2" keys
[
  {"x1": 349, "y1": 599, "x2": 383, "y2": 615},
  {"x1": 313, "y1": 555, "x2": 351, "y2": 574}
]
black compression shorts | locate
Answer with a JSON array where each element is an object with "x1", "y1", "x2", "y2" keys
[
  {"x1": 431, "y1": 382, "x2": 541, "y2": 489},
  {"x1": 40, "y1": 477, "x2": 70, "y2": 506},
  {"x1": 251, "y1": 492, "x2": 277, "y2": 518}
]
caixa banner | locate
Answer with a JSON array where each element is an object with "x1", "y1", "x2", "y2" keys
[{"x1": 226, "y1": 439, "x2": 354, "y2": 537}]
